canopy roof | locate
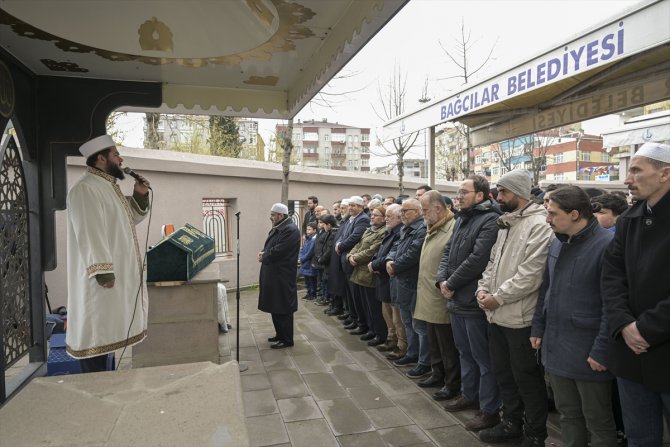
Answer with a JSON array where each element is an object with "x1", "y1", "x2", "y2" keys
[
  {"x1": 383, "y1": 0, "x2": 670, "y2": 147},
  {"x1": 0, "y1": 0, "x2": 408, "y2": 118}
]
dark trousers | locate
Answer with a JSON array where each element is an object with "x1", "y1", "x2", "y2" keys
[
  {"x1": 271, "y1": 313, "x2": 294, "y2": 344},
  {"x1": 363, "y1": 286, "x2": 387, "y2": 339},
  {"x1": 427, "y1": 322, "x2": 461, "y2": 392},
  {"x1": 489, "y1": 323, "x2": 548, "y2": 439},
  {"x1": 80, "y1": 354, "x2": 108, "y2": 373},
  {"x1": 316, "y1": 270, "x2": 323, "y2": 295},
  {"x1": 617, "y1": 377, "x2": 670, "y2": 447},
  {"x1": 352, "y1": 284, "x2": 370, "y2": 330},
  {"x1": 344, "y1": 275, "x2": 357, "y2": 320},
  {"x1": 304, "y1": 275, "x2": 317, "y2": 297}
]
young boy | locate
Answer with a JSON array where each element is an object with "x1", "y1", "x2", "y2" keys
[{"x1": 299, "y1": 222, "x2": 318, "y2": 300}]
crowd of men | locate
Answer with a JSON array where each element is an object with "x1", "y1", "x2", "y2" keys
[{"x1": 259, "y1": 142, "x2": 669, "y2": 447}]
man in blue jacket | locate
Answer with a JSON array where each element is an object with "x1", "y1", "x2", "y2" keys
[
  {"x1": 531, "y1": 186, "x2": 616, "y2": 447},
  {"x1": 436, "y1": 175, "x2": 502, "y2": 431}
]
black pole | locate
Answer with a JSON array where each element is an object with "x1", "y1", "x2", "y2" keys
[{"x1": 235, "y1": 211, "x2": 241, "y2": 364}]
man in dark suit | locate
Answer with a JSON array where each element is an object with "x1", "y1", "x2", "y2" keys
[{"x1": 258, "y1": 203, "x2": 301, "y2": 349}]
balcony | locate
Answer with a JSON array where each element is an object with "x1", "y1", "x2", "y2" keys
[
  {"x1": 331, "y1": 166, "x2": 347, "y2": 170},
  {"x1": 303, "y1": 152, "x2": 319, "y2": 159},
  {"x1": 361, "y1": 153, "x2": 370, "y2": 159},
  {"x1": 331, "y1": 153, "x2": 346, "y2": 159}
]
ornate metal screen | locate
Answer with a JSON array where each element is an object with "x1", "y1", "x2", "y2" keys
[
  {"x1": 202, "y1": 198, "x2": 230, "y2": 254},
  {"x1": 0, "y1": 135, "x2": 32, "y2": 369}
]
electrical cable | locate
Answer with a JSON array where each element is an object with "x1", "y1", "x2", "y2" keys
[{"x1": 116, "y1": 188, "x2": 154, "y2": 370}]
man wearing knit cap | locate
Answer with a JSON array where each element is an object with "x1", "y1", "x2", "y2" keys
[
  {"x1": 258, "y1": 203, "x2": 301, "y2": 348},
  {"x1": 476, "y1": 170, "x2": 554, "y2": 446},
  {"x1": 66, "y1": 135, "x2": 151, "y2": 372},
  {"x1": 602, "y1": 142, "x2": 670, "y2": 446}
]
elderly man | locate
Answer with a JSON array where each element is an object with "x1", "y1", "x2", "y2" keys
[
  {"x1": 336, "y1": 196, "x2": 370, "y2": 332},
  {"x1": 258, "y1": 203, "x2": 301, "y2": 349},
  {"x1": 386, "y1": 198, "x2": 426, "y2": 365},
  {"x1": 412, "y1": 191, "x2": 460, "y2": 393},
  {"x1": 370, "y1": 204, "x2": 405, "y2": 354},
  {"x1": 436, "y1": 175, "x2": 502, "y2": 432},
  {"x1": 602, "y1": 142, "x2": 670, "y2": 447},
  {"x1": 476, "y1": 170, "x2": 554, "y2": 446},
  {"x1": 66, "y1": 135, "x2": 151, "y2": 372}
]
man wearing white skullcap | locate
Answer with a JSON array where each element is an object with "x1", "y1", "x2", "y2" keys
[
  {"x1": 65, "y1": 135, "x2": 151, "y2": 372},
  {"x1": 258, "y1": 203, "x2": 300, "y2": 348},
  {"x1": 602, "y1": 141, "x2": 670, "y2": 446}
]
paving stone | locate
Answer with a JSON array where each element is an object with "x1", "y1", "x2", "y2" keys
[
  {"x1": 364, "y1": 406, "x2": 414, "y2": 429},
  {"x1": 317, "y1": 398, "x2": 374, "y2": 436},
  {"x1": 277, "y1": 396, "x2": 322, "y2": 422},
  {"x1": 232, "y1": 346, "x2": 262, "y2": 362},
  {"x1": 240, "y1": 373, "x2": 271, "y2": 392},
  {"x1": 238, "y1": 359, "x2": 266, "y2": 376},
  {"x1": 378, "y1": 425, "x2": 432, "y2": 446},
  {"x1": 285, "y1": 419, "x2": 339, "y2": 447},
  {"x1": 391, "y1": 393, "x2": 459, "y2": 430},
  {"x1": 348, "y1": 349, "x2": 390, "y2": 371},
  {"x1": 260, "y1": 348, "x2": 296, "y2": 371},
  {"x1": 245, "y1": 413, "x2": 289, "y2": 447},
  {"x1": 331, "y1": 364, "x2": 372, "y2": 388},
  {"x1": 288, "y1": 339, "x2": 317, "y2": 355},
  {"x1": 348, "y1": 384, "x2": 395, "y2": 409},
  {"x1": 291, "y1": 353, "x2": 330, "y2": 374},
  {"x1": 302, "y1": 372, "x2": 348, "y2": 401},
  {"x1": 368, "y1": 368, "x2": 423, "y2": 396},
  {"x1": 243, "y1": 389, "x2": 278, "y2": 417},
  {"x1": 267, "y1": 369, "x2": 310, "y2": 399},
  {"x1": 311, "y1": 341, "x2": 355, "y2": 365},
  {"x1": 427, "y1": 425, "x2": 487, "y2": 446},
  {"x1": 238, "y1": 329, "x2": 257, "y2": 348},
  {"x1": 337, "y1": 430, "x2": 387, "y2": 447}
]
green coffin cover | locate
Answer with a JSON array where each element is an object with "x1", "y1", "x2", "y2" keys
[{"x1": 147, "y1": 224, "x2": 216, "y2": 282}]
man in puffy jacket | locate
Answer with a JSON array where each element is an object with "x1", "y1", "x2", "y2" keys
[
  {"x1": 476, "y1": 170, "x2": 554, "y2": 446},
  {"x1": 436, "y1": 175, "x2": 501, "y2": 432}
]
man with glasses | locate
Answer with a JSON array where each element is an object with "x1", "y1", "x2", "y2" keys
[
  {"x1": 386, "y1": 199, "x2": 427, "y2": 366},
  {"x1": 436, "y1": 175, "x2": 502, "y2": 431},
  {"x1": 475, "y1": 170, "x2": 553, "y2": 446}
]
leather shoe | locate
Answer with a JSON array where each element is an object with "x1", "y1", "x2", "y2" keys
[
  {"x1": 443, "y1": 395, "x2": 480, "y2": 411},
  {"x1": 270, "y1": 341, "x2": 294, "y2": 349},
  {"x1": 360, "y1": 332, "x2": 376, "y2": 341},
  {"x1": 350, "y1": 327, "x2": 367, "y2": 335},
  {"x1": 417, "y1": 374, "x2": 444, "y2": 388},
  {"x1": 267, "y1": 335, "x2": 280, "y2": 342},
  {"x1": 326, "y1": 308, "x2": 343, "y2": 316},
  {"x1": 465, "y1": 410, "x2": 500, "y2": 431},
  {"x1": 385, "y1": 349, "x2": 405, "y2": 360},
  {"x1": 343, "y1": 322, "x2": 358, "y2": 330},
  {"x1": 342, "y1": 318, "x2": 354, "y2": 326},
  {"x1": 367, "y1": 337, "x2": 386, "y2": 347},
  {"x1": 337, "y1": 313, "x2": 350, "y2": 320},
  {"x1": 433, "y1": 386, "x2": 459, "y2": 401}
]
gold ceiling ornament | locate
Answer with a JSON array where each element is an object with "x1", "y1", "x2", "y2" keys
[
  {"x1": 138, "y1": 17, "x2": 173, "y2": 52},
  {"x1": 0, "y1": 1, "x2": 315, "y2": 68}
]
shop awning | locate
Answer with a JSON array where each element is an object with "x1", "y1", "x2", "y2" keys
[{"x1": 602, "y1": 110, "x2": 670, "y2": 147}]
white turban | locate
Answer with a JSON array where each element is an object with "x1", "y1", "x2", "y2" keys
[{"x1": 79, "y1": 135, "x2": 115, "y2": 158}]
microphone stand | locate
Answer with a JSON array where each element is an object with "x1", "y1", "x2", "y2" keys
[{"x1": 235, "y1": 211, "x2": 248, "y2": 372}]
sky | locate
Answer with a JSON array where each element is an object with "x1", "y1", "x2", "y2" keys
[{"x1": 115, "y1": 0, "x2": 642, "y2": 167}]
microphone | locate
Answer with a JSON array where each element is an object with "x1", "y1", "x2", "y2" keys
[{"x1": 123, "y1": 167, "x2": 152, "y2": 189}]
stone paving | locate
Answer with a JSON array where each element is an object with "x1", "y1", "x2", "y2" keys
[{"x1": 220, "y1": 288, "x2": 562, "y2": 447}]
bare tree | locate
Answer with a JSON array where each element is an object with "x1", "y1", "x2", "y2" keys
[
  {"x1": 279, "y1": 119, "x2": 294, "y2": 204},
  {"x1": 492, "y1": 131, "x2": 557, "y2": 185},
  {"x1": 144, "y1": 113, "x2": 161, "y2": 149},
  {"x1": 436, "y1": 18, "x2": 497, "y2": 180},
  {"x1": 372, "y1": 65, "x2": 420, "y2": 196}
]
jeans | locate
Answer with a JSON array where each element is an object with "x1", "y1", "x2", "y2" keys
[
  {"x1": 400, "y1": 308, "x2": 419, "y2": 360},
  {"x1": 304, "y1": 275, "x2": 317, "y2": 297},
  {"x1": 451, "y1": 314, "x2": 500, "y2": 414},
  {"x1": 548, "y1": 374, "x2": 617, "y2": 447},
  {"x1": 617, "y1": 377, "x2": 670, "y2": 447},
  {"x1": 411, "y1": 318, "x2": 432, "y2": 367},
  {"x1": 489, "y1": 323, "x2": 548, "y2": 439}
]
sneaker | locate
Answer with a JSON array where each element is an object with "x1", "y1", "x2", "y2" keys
[
  {"x1": 406, "y1": 364, "x2": 431, "y2": 378},
  {"x1": 443, "y1": 395, "x2": 480, "y2": 412},
  {"x1": 433, "y1": 386, "x2": 459, "y2": 401},
  {"x1": 465, "y1": 410, "x2": 500, "y2": 431},
  {"x1": 417, "y1": 374, "x2": 444, "y2": 388},
  {"x1": 392, "y1": 356, "x2": 418, "y2": 367},
  {"x1": 478, "y1": 420, "x2": 523, "y2": 444}
]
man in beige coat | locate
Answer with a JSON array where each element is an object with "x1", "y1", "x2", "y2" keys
[
  {"x1": 476, "y1": 170, "x2": 554, "y2": 447},
  {"x1": 412, "y1": 191, "x2": 461, "y2": 399}
]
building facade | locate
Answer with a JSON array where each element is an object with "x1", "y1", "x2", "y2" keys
[{"x1": 276, "y1": 119, "x2": 371, "y2": 172}]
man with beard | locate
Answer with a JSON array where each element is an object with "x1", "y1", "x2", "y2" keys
[
  {"x1": 303, "y1": 195, "x2": 318, "y2": 235},
  {"x1": 602, "y1": 142, "x2": 670, "y2": 446},
  {"x1": 476, "y1": 170, "x2": 553, "y2": 446},
  {"x1": 436, "y1": 175, "x2": 502, "y2": 432},
  {"x1": 258, "y1": 203, "x2": 301, "y2": 349},
  {"x1": 66, "y1": 135, "x2": 151, "y2": 372}
]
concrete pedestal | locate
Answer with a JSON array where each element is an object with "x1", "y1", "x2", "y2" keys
[
  {"x1": 133, "y1": 259, "x2": 225, "y2": 368},
  {"x1": 0, "y1": 361, "x2": 249, "y2": 446}
]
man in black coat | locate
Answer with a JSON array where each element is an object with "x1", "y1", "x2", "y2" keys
[
  {"x1": 258, "y1": 203, "x2": 301, "y2": 349},
  {"x1": 302, "y1": 195, "x2": 318, "y2": 235},
  {"x1": 436, "y1": 175, "x2": 502, "y2": 431},
  {"x1": 602, "y1": 142, "x2": 670, "y2": 446}
]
